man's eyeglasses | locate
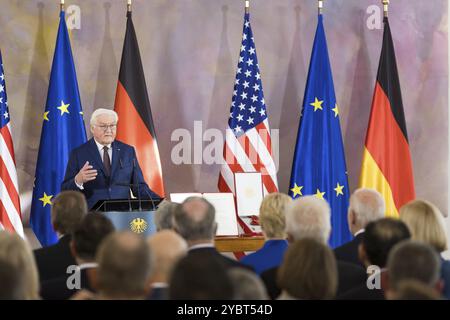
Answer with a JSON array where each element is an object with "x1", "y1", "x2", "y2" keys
[{"x1": 96, "y1": 124, "x2": 117, "y2": 131}]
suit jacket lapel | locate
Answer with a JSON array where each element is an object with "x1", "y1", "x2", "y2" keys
[{"x1": 87, "y1": 138, "x2": 106, "y2": 176}]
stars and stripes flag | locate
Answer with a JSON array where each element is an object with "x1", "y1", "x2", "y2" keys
[
  {"x1": 0, "y1": 51, "x2": 24, "y2": 237},
  {"x1": 30, "y1": 11, "x2": 87, "y2": 246},
  {"x1": 218, "y1": 8, "x2": 278, "y2": 199},
  {"x1": 359, "y1": 16, "x2": 415, "y2": 216},
  {"x1": 288, "y1": 13, "x2": 351, "y2": 248}
]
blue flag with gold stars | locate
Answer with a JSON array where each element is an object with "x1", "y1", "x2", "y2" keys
[
  {"x1": 30, "y1": 11, "x2": 87, "y2": 246},
  {"x1": 288, "y1": 14, "x2": 351, "y2": 248}
]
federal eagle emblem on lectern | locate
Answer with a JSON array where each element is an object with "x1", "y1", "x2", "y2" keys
[{"x1": 130, "y1": 218, "x2": 148, "y2": 234}]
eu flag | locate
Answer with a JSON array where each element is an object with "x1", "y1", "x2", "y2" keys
[
  {"x1": 30, "y1": 12, "x2": 87, "y2": 246},
  {"x1": 288, "y1": 14, "x2": 351, "y2": 248}
]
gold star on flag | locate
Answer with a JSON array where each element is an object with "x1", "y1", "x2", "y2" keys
[
  {"x1": 310, "y1": 97, "x2": 324, "y2": 112},
  {"x1": 290, "y1": 183, "x2": 303, "y2": 198},
  {"x1": 39, "y1": 192, "x2": 53, "y2": 207},
  {"x1": 43, "y1": 111, "x2": 50, "y2": 121},
  {"x1": 332, "y1": 104, "x2": 339, "y2": 117},
  {"x1": 57, "y1": 100, "x2": 70, "y2": 116},
  {"x1": 334, "y1": 183, "x2": 344, "y2": 196},
  {"x1": 315, "y1": 189, "x2": 325, "y2": 200}
]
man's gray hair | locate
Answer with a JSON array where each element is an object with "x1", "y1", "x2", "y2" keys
[
  {"x1": 285, "y1": 196, "x2": 331, "y2": 244},
  {"x1": 154, "y1": 200, "x2": 179, "y2": 231},
  {"x1": 90, "y1": 108, "x2": 118, "y2": 126},
  {"x1": 173, "y1": 197, "x2": 216, "y2": 241},
  {"x1": 349, "y1": 188, "x2": 385, "y2": 227},
  {"x1": 387, "y1": 240, "x2": 441, "y2": 291}
]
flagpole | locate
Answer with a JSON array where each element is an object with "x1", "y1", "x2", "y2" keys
[
  {"x1": 318, "y1": 0, "x2": 324, "y2": 15},
  {"x1": 127, "y1": 0, "x2": 132, "y2": 13},
  {"x1": 382, "y1": 0, "x2": 389, "y2": 17},
  {"x1": 60, "y1": 0, "x2": 64, "y2": 12},
  {"x1": 245, "y1": 0, "x2": 249, "y2": 14}
]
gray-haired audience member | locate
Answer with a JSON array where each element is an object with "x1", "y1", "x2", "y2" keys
[
  {"x1": 261, "y1": 196, "x2": 366, "y2": 299},
  {"x1": 334, "y1": 188, "x2": 385, "y2": 266},
  {"x1": 391, "y1": 280, "x2": 442, "y2": 300},
  {"x1": 173, "y1": 196, "x2": 247, "y2": 270},
  {"x1": 147, "y1": 230, "x2": 188, "y2": 300},
  {"x1": 154, "y1": 200, "x2": 179, "y2": 231},
  {"x1": 385, "y1": 241, "x2": 443, "y2": 300},
  {"x1": 96, "y1": 231, "x2": 152, "y2": 299},
  {"x1": 228, "y1": 268, "x2": 269, "y2": 300}
]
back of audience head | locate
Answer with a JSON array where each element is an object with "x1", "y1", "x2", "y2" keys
[
  {"x1": 71, "y1": 212, "x2": 115, "y2": 263},
  {"x1": 0, "y1": 231, "x2": 40, "y2": 299},
  {"x1": 277, "y1": 238, "x2": 338, "y2": 300},
  {"x1": 154, "y1": 200, "x2": 179, "y2": 231},
  {"x1": 96, "y1": 231, "x2": 152, "y2": 299},
  {"x1": 348, "y1": 188, "x2": 385, "y2": 235},
  {"x1": 147, "y1": 230, "x2": 188, "y2": 283},
  {"x1": 228, "y1": 268, "x2": 269, "y2": 300},
  {"x1": 386, "y1": 240, "x2": 442, "y2": 299},
  {"x1": 173, "y1": 196, "x2": 216, "y2": 244},
  {"x1": 169, "y1": 253, "x2": 234, "y2": 300},
  {"x1": 400, "y1": 199, "x2": 448, "y2": 253},
  {"x1": 285, "y1": 196, "x2": 331, "y2": 244},
  {"x1": 52, "y1": 191, "x2": 88, "y2": 236},
  {"x1": 0, "y1": 257, "x2": 25, "y2": 300},
  {"x1": 259, "y1": 193, "x2": 291, "y2": 240},
  {"x1": 389, "y1": 280, "x2": 442, "y2": 300},
  {"x1": 359, "y1": 218, "x2": 411, "y2": 268}
]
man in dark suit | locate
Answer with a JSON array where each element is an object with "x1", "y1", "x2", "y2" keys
[
  {"x1": 61, "y1": 108, "x2": 159, "y2": 209},
  {"x1": 40, "y1": 212, "x2": 115, "y2": 300},
  {"x1": 34, "y1": 191, "x2": 87, "y2": 283},
  {"x1": 173, "y1": 197, "x2": 250, "y2": 271},
  {"x1": 334, "y1": 188, "x2": 385, "y2": 267},
  {"x1": 337, "y1": 218, "x2": 411, "y2": 300},
  {"x1": 260, "y1": 196, "x2": 367, "y2": 299}
]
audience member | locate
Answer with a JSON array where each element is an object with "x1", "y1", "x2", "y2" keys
[
  {"x1": 154, "y1": 200, "x2": 179, "y2": 231},
  {"x1": 228, "y1": 268, "x2": 269, "y2": 300}
]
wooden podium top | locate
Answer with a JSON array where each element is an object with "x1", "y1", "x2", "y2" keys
[{"x1": 215, "y1": 236, "x2": 265, "y2": 253}]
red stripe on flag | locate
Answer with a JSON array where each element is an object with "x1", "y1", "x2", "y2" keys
[
  {"x1": 115, "y1": 82, "x2": 165, "y2": 196},
  {"x1": 0, "y1": 199, "x2": 15, "y2": 232},
  {"x1": 365, "y1": 82, "x2": 415, "y2": 210},
  {"x1": 1, "y1": 126, "x2": 16, "y2": 164},
  {"x1": 0, "y1": 156, "x2": 21, "y2": 215}
]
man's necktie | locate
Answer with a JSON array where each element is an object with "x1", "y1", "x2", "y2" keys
[{"x1": 103, "y1": 146, "x2": 111, "y2": 176}]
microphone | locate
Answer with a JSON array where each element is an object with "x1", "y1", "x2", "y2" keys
[{"x1": 133, "y1": 158, "x2": 142, "y2": 211}]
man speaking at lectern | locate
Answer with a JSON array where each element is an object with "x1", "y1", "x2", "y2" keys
[{"x1": 61, "y1": 108, "x2": 159, "y2": 209}]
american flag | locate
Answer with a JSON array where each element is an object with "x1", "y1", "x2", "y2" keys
[
  {"x1": 218, "y1": 10, "x2": 278, "y2": 196},
  {"x1": 0, "y1": 52, "x2": 24, "y2": 236}
]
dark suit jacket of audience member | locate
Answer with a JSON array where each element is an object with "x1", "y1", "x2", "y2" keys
[
  {"x1": 334, "y1": 232, "x2": 365, "y2": 267},
  {"x1": 261, "y1": 260, "x2": 367, "y2": 299},
  {"x1": 40, "y1": 267, "x2": 96, "y2": 300},
  {"x1": 187, "y1": 247, "x2": 253, "y2": 271},
  {"x1": 34, "y1": 235, "x2": 77, "y2": 283}
]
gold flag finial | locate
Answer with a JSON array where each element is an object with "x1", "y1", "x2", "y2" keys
[
  {"x1": 245, "y1": 0, "x2": 249, "y2": 14},
  {"x1": 127, "y1": 0, "x2": 132, "y2": 13},
  {"x1": 60, "y1": 0, "x2": 64, "y2": 12},
  {"x1": 382, "y1": 0, "x2": 389, "y2": 17},
  {"x1": 318, "y1": 0, "x2": 324, "y2": 15}
]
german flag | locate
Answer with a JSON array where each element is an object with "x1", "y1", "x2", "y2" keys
[
  {"x1": 114, "y1": 11, "x2": 165, "y2": 197},
  {"x1": 359, "y1": 17, "x2": 415, "y2": 217}
]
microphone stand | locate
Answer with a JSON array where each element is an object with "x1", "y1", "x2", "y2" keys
[{"x1": 133, "y1": 158, "x2": 142, "y2": 211}]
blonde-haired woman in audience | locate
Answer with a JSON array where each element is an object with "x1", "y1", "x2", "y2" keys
[
  {"x1": 400, "y1": 199, "x2": 450, "y2": 299},
  {"x1": 0, "y1": 231, "x2": 40, "y2": 299},
  {"x1": 240, "y1": 193, "x2": 292, "y2": 275}
]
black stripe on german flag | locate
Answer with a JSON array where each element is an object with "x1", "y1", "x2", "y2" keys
[{"x1": 114, "y1": 11, "x2": 165, "y2": 197}]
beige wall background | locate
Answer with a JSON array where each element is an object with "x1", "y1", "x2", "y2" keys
[{"x1": 0, "y1": 0, "x2": 447, "y2": 229}]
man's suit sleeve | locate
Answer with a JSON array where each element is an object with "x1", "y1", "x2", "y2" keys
[
  {"x1": 61, "y1": 149, "x2": 80, "y2": 191},
  {"x1": 130, "y1": 148, "x2": 160, "y2": 200}
]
